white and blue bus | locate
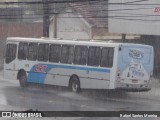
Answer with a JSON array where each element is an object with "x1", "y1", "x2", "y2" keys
[{"x1": 4, "y1": 37, "x2": 154, "y2": 92}]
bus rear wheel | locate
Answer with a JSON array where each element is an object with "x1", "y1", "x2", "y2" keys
[
  {"x1": 70, "y1": 77, "x2": 81, "y2": 93},
  {"x1": 19, "y1": 73, "x2": 27, "y2": 88}
]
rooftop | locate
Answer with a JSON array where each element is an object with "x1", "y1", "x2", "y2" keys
[{"x1": 70, "y1": 0, "x2": 108, "y2": 28}]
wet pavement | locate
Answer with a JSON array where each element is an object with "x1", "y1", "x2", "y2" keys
[{"x1": 0, "y1": 70, "x2": 159, "y2": 120}]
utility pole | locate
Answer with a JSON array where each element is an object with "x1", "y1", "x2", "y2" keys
[
  {"x1": 53, "y1": 14, "x2": 57, "y2": 38},
  {"x1": 122, "y1": 34, "x2": 126, "y2": 43},
  {"x1": 42, "y1": 0, "x2": 50, "y2": 37},
  {"x1": 52, "y1": 2, "x2": 57, "y2": 38}
]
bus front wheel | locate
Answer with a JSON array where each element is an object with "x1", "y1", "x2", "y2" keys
[
  {"x1": 70, "y1": 77, "x2": 81, "y2": 93},
  {"x1": 19, "y1": 72, "x2": 27, "y2": 88}
]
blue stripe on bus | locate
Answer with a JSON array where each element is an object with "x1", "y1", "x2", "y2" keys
[{"x1": 27, "y1": 64, "x2": 110, "y2": 84}]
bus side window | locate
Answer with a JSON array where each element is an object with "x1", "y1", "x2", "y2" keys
[
  {"x1": 74, "y1": 46, "x2": 88, "y2": 65},
  {"x1": 49, "y1": 44, "x2": 61, "y2": 63},
  {"x1": 101, "y1": 47, "x2": 114, "y2": 68},
  {"x1": 81, "y1": 46, "x2": 88, "y2": 65},
  {"x1": 28, "y1": 43, "x2": 38, "y2": 61},
  {"x1": 108, "y1": 48, "x2": 114, "y2": 67},
  {"x1": 38, "y1": 43, "x2": 49, "y2": 62},
  {"x1": 88, "y1": 47, "x2": 101, "y2": 66},
  {"x1": 61, "y1": 45, "x2": 74, "y2": 64},
  {"x1": 5, "y1": 44, "x2": 17, "y2": 64},
  {"x1": 18, "y1": 42, "x2": 28, "y2": 60}
]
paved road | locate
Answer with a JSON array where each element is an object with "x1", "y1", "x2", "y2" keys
[{"x1": 0, "y1": 70, "x2": 159, "y2": 120}]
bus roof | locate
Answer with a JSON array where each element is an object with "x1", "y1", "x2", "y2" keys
[{"x1": 6, "y1": 37, "x2": 152, "y2": 48}]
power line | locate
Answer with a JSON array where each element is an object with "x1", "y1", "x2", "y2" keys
[
  {"x1": 0, "y1": 0, "x2": 157, "y2": 13},
  {"x1": 0, "y1": 15, "x2": 159, "y2": 22},
  {"x1": 0, "y1": 0, "x2": 158, "y2": 23},
  {"x1": 0, "y1": 0, "x2": 159, "y2": 5},
  {"x1": 109, "y1": 11, "x2": 158, "y2": 17},
  {"x1": 109, "y1": 17, "x2": 160, "y2": 22},
  {"x1": 23, "y1": 5, "x2": 153, "y2": 12},
  {"x1": 121, "y1": 0, "x2": 148, "y2": 4},
  {"x1": 42, "y1": 0, "x2": 49, "y2": 37},
  {"x1": 1, "y1": 1, "x2": 156, "y2": 13},
  {"x1": 0, "y1": 0, "x2": 102, "y2": 5},
  {"x1": 23, "y1": 12, "x2": 160, "y2": 18}
]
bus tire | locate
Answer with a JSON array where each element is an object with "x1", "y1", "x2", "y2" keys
[
  {"x1": 69, "y1": 76, "x2": 81, "y2": 93},
  {"x1": 19, "y1": 71, "x2": 27, "y2": 88}
]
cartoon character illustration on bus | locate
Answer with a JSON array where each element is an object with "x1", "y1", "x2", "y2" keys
[{"x1": 121, "y1": 49, "x2": 149, "y2": 79}]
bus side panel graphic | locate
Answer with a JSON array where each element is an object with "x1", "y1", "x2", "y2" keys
[{"x1": 27, "y1": 64, "x2": 110, "y2": 85}]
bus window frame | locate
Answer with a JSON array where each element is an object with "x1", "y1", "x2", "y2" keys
[{"x1": 5, "y1": 43, "x2": 17, "y2": 64}]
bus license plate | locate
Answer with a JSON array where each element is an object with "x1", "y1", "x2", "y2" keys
[{"x1": 132, "y1": 79, "x2": 138, "y2": 83}]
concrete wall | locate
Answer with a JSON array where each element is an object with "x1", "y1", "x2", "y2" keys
[
  {"x1": 49, "y1": 12, "x2": 92, "y2": 40},
  {"x1": 108, "y1": 0, "x2": 160, "y2": 35}
]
